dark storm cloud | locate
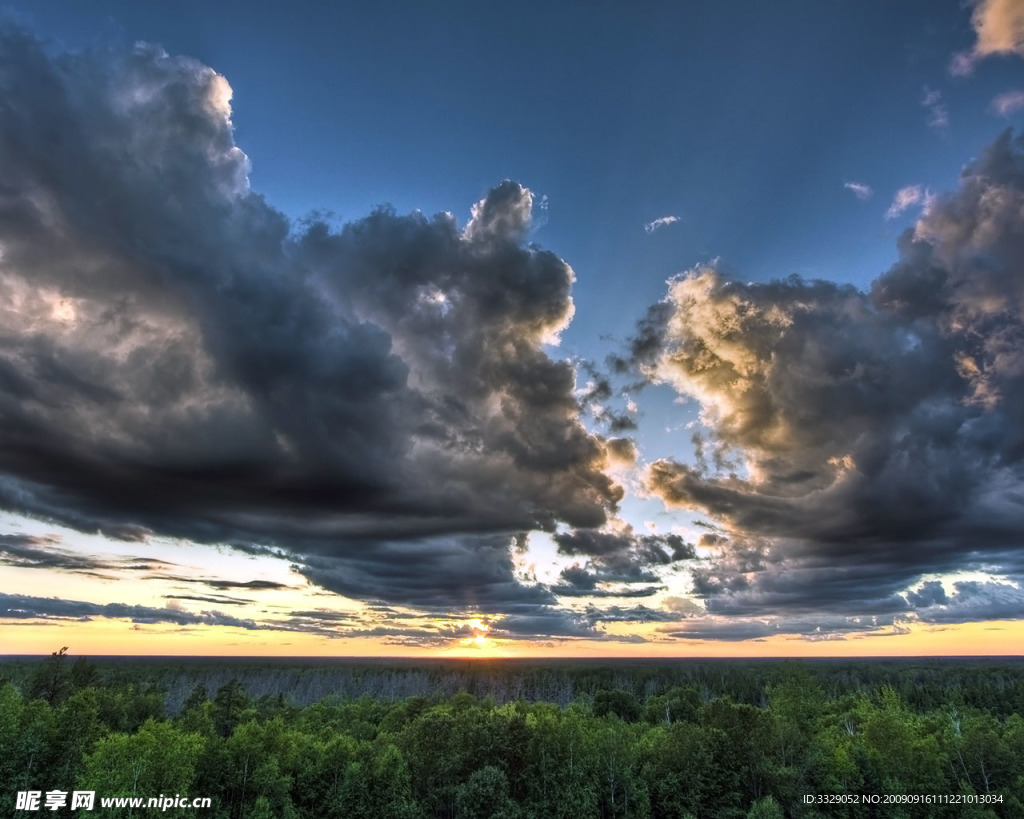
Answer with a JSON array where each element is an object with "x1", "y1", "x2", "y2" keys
[
  {"x1": 0, "y1": 533, "x2": 106, "y2": 572},
  {"x1": 659, "y1": 619, "x2": 785, "y2": 642},
  {"x1": 206, "y1": 579, "x2": 290, "y2": 591},
  {"x1": 287, "y1": 609, "x2": 360, "y2": 622},
  {"x1": 669, "y1": 577, "x2": 1024, "y2": 643},
  {"x1": 549, "y1": 528, "x2": 695, "y2": 600},
  {"x1": 297, "y1": 534, "x2": 556, "y2": 613},
  {"x1": 912, "y1": 580, "x2": 1024, "y2": 624},
  {"x1": 604, "y1": 437, "x2": 638, "y2": 465},
  {"x1": 577, "y1": 364, "x2": 639, "y2": 434},
  {"x1": 0, "y1": 592, "x2": 264, "y2": 630},
  {"x1": 0, "y1": 533, "x2": 176, "y2": 576},
  {"x1": 691, "y1": 553, "x2": 914, "y2": 619},
  {"x1": 603, "y1": 410, "x2": 639, "y2": 433},
  {"x1": 557, "y1": 565, "x2": 599, "y2": 591},
  {"x1": 0, "y1": 592, "x2": 406, "y2": 639},
  {"x1": 628, "y1": 129, "x2": 1024, "y2": 632},
  {"x1": 152, "y1": 576, "x2": 291, "y2": 592},
  {"x1": 488, "y1": 609, "x2": 601, "y2": 640},
  {"x1": 165, "y1": 594, "x2": 252, "y2": 607},
  {"x1": 553, "y1": 529, "x2": 694, "y2": 562},
  {"x1": 0, "y1": 27, "x2": 624, "y2": 635},
  {"x1": 583, "y1": 604, "x2": 674, "y2": 624},
  {"x1": 543, "y1": 527, "x2": 699, "y2": 609},
  {"x1": 363, "y1": 603, "x2": 422, "y2": 620},
  {"x1": 905, "y1": 580, "x2": 948, "y2": 608},
  {"x1": 608, "y1": 302, "x2": 675, "y2": 377},
  {"x1": 699, "y1": 533, "x2": 727, "y2": 547},
  {"x1": 659, "y1": 611, "x2": 908, "y2": 642},
  {"x1": 335, "y1": 624, "x2": 480, "y2": 648},
  {"x1": 554, "y1": 530, "x2": 639, "y2": 557},
  {"x1": 552, "y1": 566, "x2": 661, "y2": 598}
]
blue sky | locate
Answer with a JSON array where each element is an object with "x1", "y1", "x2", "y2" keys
[
  {"x1": 3, "y1": 1, "x2": 1024, "y2": 654},
  {"x1": 14, "y1": 1, "x2": 1023, "y2": 350},
  {"x1": 33, "y1": 3, "x2": 1014, "y2": 381}
]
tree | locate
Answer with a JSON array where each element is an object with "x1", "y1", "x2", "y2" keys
[
  {"x1": 596, "y1": 719, "x2": 649, "y2": 818},
  {"x1": 250, "y1": 796, "x2": 275, "y2": 819},
  {"x1": 69, "y1": 655, "x2": 101, "y2": 691},
  {"x1": 181, "y1": 684, "x2": 209, "y2": 713},
  {"x1": 643, "y1": 685, "x2": 700, "y2": 727},
  {"x1": 746, "y1": 795, "x2": 784, "y2": 819},
  {"x1": 335, "y1": 743, "x2": 418, "y2": 819},
  {"x1": 213, "y1": 679, "x2": 251, "y2": 738},
  {"x1": 290, "y1": 733, "x2": 359, "y2": 816},
  {"x1": 78, "y1": 720, "x2": 204, "y2": 817},
  {"x1": 217, "y1": 717, "x2": 298, "y2": 819},
  {"x1": 27, "y1": 647, "x2": 70, "y2": 706},
  {"x1": 52, "y1": 687, "x2": 106, "y2": 790},
  {"x1": 699, "y1": 697, "x2": 776, "y2": 812},
  {"x1": 638, "y1": 722, "x2": 712, "y2": 818},
  {"x1": 594, "y1": 689, "x2": 642, "y2": 722},
  {"x1": 456, "y1": 766, "x2": 518, "y2": 819},
  {"x1": 0, "y1": 682, "x2": 56, "y2": 796},
  {"x1": 860, "y1": 687, "x2": 947, "y2": 796},
  {"x1": 524, "y1": 703, "x2": 600, "y2": 819}
]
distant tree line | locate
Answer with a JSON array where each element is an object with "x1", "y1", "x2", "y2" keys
[
  {"x1": 7, "y1": 655, "x2": 1023, "y2": 716},
  {"x1": 1, "y1": 651, "x2": 1022, "y2": 817}
]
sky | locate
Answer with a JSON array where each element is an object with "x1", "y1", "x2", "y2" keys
[{"x1": 2, "y1": 0, "x2": 1024, "y2": 657}]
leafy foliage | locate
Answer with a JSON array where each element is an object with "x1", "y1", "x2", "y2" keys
[{"x1": 2, "y1": 653, "x2": 1023, "y2": 817}]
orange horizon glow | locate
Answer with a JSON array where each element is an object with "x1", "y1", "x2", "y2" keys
[{"x1": 3, "y1": 618, "x2": 1022, "y2": 660}]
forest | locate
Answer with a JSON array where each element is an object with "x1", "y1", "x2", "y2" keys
[{"x1": 1, "y1": 652, "x2": 1022, "y2": 818}]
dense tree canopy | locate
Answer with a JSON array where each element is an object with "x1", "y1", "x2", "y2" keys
[{"x1": 1, "y1": 654, "x2": 1022, "y2": 817}]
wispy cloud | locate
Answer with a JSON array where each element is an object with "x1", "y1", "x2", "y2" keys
[
  {"x1": 922, "y1": 87, "x2": 950, "y2": 130},
  {"x1": 949, "y1": 52, "x2": 976, "y2": 77},
  {"x1": 843, "y1": 181, "x2": 873, "y2": 201},
  {"x1": 644, "y1": 215, "x2": 680, "y2": 234},
  {"x1": 885, "y1": 185, "x2": 926, "y2": 219},
  {"x1": 990, "y1": 89, "x2": 1024, "y2": 116}
]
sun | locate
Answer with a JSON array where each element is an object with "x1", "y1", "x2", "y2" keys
[{"x1": 458, "y1": 617, "x2": 490, "y2": 648}]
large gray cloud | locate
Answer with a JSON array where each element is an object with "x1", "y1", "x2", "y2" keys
[
  {"x1": 0, "y1": 28, "x2": 624, "y2": 630},
  {"x1": 628, "y1": 129, "x2": 1024, "y2": 633}
]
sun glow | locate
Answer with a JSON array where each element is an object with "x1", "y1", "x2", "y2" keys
[{"x1": 459, "y1": 617, "x2": 490, "y2": 648}]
